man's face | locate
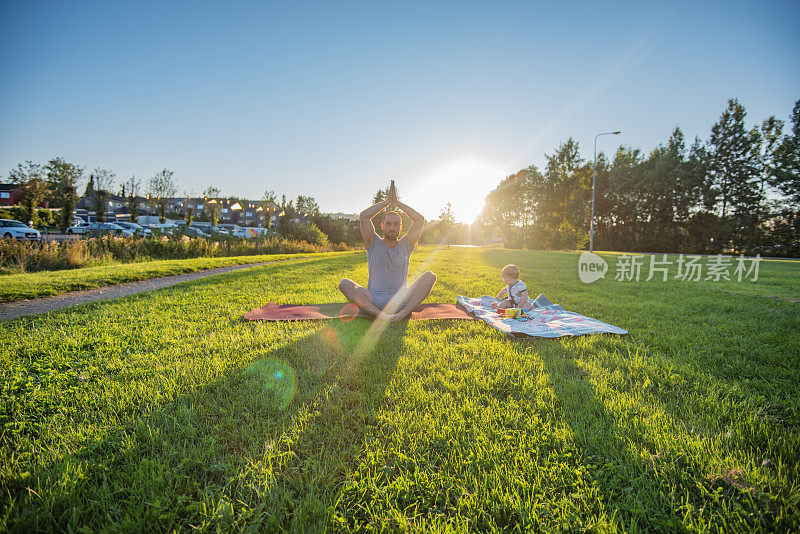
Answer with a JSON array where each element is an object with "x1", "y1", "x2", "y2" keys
[{"x1": 381, "y1": 213, "x2": 402, "y2": 240}]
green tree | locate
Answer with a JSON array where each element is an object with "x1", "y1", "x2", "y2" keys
[
  {"x1": 184, "y1": 199, "x2": 194, "y2": 227},
  {"x1": 148, "y1": 169, "x2": 178, "y2": 224},
  {"x1": 708, "y1": 98, "x2": 763, "y2": 251},
  {"x1": 639, "y1": 128, "x2": 687, "y2": 250},
  {"x1": 90, "y1": 168, "x2": 116, "y2": 222},
  {"x1": 260, "y1": 189, "x2": 277, "y2": 229},
  {"x1": 772, "y1": 99, "x2": 800, "y2": 208},
  {"x1": 277, "y1": 195, "x2": 295, "y2": 235},
  {"x1": 202, "y1": 186, "x2": 222, "y2": 226},
  {"x1": 295, "y1": 195, "x2": 320, "y2": 216},
  {"x1": 373, "y1": 187, "x2": 389, "y2": 204},
  {"x1": 437, "y1": 202, "x2": 456, "y2": 245},
  {"x1": 541, "y1": 139, "x2": 591, "y2": 249},
  {"x1": 46, "y1": 157, "x2": 83, "y2": 227},
  {"x1": 767, "y1": 99, "x2": 800, "y2": 256},
  {"x1": 481, "y1": 170, "x2": 533, "y2": 248},
  {"x1": 123, "y1": 176, "x2": 142, "y2": 224},
  {"x1": 439, "y1": 202, "x2": 455, "y2": 224},
  {"x1": 312, "y1": 214, "x2": 350, "y2": 244},
  {"x1": 8, "y1": 161, "x2": 49, "y2": 225},
  {"x1": 84, "y1": 174, "x2": 95, "y2": 198}
]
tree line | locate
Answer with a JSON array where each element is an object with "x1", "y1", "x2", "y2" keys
[
  {"x1": 480, "y1": 98, "x2": 800, "y2": 256},
  {"x1": 4, "y1": 161, "x2": 362, "y2": 246}
]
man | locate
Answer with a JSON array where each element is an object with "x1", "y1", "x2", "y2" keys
[{"x1": 338, "y1": 181, "x2": 436, "y2": 322}]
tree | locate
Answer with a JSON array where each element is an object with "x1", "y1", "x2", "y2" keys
[
  {"x1": 148, "y1": 169, "x2": 178, "y2": 224},
  {"x1": 638, "y1": 128, "x2": 687, "y2": 250},
  {"x1": 767, "y1": 99, "x2": 800, "y2": 256},
  {"x1": 202, "y1": 186, "x2": 222, "y2": 226},
  {"x1": 437, "y1": 202, "x2": 456, "y2": 245},
  {"x1": 182, "y1": 191, "x2": 194, "y2": 227},
  {"x1": 84, "y1": 174, "x2": 95, "y2": 198},
  {"x1": 260, "y1": 189, "x2": 277, "y2": 229},
  {"x1": 439, "y1": 202, "x2": 455, "y2": 224},
  {"x1": 295, "y1": 195, "x2": 320, "y2": 216},
  {"x1": 89, "y1": 168, "x2": 116, "y2": 222},
  {"x1": 46, "y1": 157, "x2": 83, "y2": 227},
  {"x1": 772, "y1": 99, "x2": 800, "y2": 208},
  {"x1": 708, "y1": 99, "x2": 764, "y2": 252},
  {"x1": 8, "y1": 161, "x2": 49, "y2": 225},
  {"x1": 312, "y1": 214, "x2": 351, "y2": 244},
  {"x1": 277, "y1": 195, "x2": 297, "y2": 235},
  {"x1": 123, "y1": 176, "x2": 142, "y2": 223},
  {"x1": 481, "y1": 170, "x2": 533, "y2": 248},
  {"x1": 373, "y1": 187, "x2": 389, "y2": 204},
  {"x1": 540, "y1": 139, "x2": 591, "y2": 249}
]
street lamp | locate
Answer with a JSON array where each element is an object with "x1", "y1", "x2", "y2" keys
[{"x1": 591, "y1": 130, "x2": 621, "y2": 253}]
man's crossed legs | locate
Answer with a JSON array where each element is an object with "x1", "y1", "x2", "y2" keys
[{"x1": 338, "y1": 271, "x2": 437, "y2": 322}]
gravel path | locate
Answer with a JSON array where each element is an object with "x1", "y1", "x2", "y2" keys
[{"x1": 0, "y1": 261, "x2": 281, "y2": 322}]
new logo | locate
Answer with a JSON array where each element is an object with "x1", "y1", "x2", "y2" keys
[{"x1": 578, "y1": 252, "x2": 608, "y2": 283}]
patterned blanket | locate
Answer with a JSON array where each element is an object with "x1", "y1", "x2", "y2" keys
[{"x1": 456, "y1": 294, "x2": 628, "y2": 339}]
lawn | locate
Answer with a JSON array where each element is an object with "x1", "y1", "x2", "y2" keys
[
  {"x1": 0, "y1": 251, "x2": 360, "y2": 303},
  {"x1": 1, "y1": 247, "x2": 798, "y2": 532}
]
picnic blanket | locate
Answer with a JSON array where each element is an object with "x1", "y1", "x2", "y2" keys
[
  {"x1": 456, "y1": 294, "x2": 628, "y2": 339},
  {"x1": 243, "y1": 302, "x2": 474, "y2": 321}
]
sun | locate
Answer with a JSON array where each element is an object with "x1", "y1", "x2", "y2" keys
[{"x1": 409, "y1": 157, "x2": 508, "y2": 224}]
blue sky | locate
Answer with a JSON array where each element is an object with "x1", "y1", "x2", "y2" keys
[{"x1": 1, "y1": 0, "x2": 798, "y2": 223}]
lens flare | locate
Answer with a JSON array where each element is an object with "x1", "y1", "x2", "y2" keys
[
  {"x1": 244, "y1": 357, "x2": 296, "y2": 410},
  {"x1": 339, "y1": 303, "x2": 359, "y2": 322}
]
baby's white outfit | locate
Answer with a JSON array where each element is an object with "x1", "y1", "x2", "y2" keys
[{"x1": 506, "y1": 280, "x2": 528, "y2": 307}]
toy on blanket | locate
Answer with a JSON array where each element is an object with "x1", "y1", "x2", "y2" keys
[{"x1": 496, "y1": 307, "x2": 529, "y2": 320}]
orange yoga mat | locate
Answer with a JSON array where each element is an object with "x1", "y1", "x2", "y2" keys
[{"x1": 243, "y1": 302, "x2": 474, "y2": 321}]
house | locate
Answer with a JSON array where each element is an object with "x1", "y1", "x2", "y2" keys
[
  {"x1": 0, "y1": 183, "x2": 16, "y2": 206},
  {"x1": 0, "y1": 183, "x2": 49, "y2": 208},
  {"x1": 75, "y1": 193, "x2": 153, "y2": 221}
]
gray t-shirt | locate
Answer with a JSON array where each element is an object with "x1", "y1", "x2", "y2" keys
[{"x1": 367, "y1": 235, "x2": 414, "y2": 302}]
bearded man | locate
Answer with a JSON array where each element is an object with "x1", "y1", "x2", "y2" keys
[{"x1": 337, "y1": 182, "x2": 436, "y2": 321}]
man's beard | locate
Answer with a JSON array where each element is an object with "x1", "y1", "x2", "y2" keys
[{"x1": 385, "y1": 230, "x2": 399, "y2": 240}]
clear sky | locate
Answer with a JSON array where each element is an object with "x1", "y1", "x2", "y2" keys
[{"x1": 1, "y1": 0, "x2": 798, "y2": 223}]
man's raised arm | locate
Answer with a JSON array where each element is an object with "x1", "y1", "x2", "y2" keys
[
  {"x1": 393, "y1": 197, "x2": 425, "y2": 248},
  {"x1": 359, "y1": 197, "x2": 391, "y2": 248}
]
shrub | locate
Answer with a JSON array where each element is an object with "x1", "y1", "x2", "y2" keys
[
  {"x1": 0, "y1": 206, "x2": 57, "y2": 226},
  {"x1": 0, "y1": 234, "x2": 352, "y2": 274},
  {"x1": 279, "y1": 221, "x2": 329, "y2": 246}
]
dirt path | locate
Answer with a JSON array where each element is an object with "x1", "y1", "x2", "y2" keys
[{"x1": 0, "y1": 261, "x2": 278, "y2": 322}]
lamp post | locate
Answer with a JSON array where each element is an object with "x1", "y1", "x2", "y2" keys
[{"x1": 591, "y1": 130, "x2": 621, "y2": 253}]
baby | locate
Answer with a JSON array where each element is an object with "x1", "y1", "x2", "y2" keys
[{"x1": 491, "y1": 264, "x2": 533, "y2": 311}]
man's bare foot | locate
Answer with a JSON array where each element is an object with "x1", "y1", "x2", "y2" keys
[{"x1": 390, "y1": 311, "x2": 410, "y2": 322}]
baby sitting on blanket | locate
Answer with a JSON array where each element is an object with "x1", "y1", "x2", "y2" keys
[{"x1": 490, "y1": 264, "x2": 534, "y2": 312}]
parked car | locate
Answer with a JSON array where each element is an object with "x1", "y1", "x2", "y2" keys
[
  {"x1": 186, "y1": 226, "x2": 211, "y2": 238},
  {"x1": 67, "y1": 222, "x2": 89, "y2": 235},
  {"x1": 217, "y1": 224, "x2": 243, "y2": 237},
  {"x1": 208, "y1": 226, "x2": 230, "y2": 236},
  {"x1": 0, "y1": 219, "x2": 42, "y2": 241},
  {"x1": 114, "y1": 221, "x2": 152, "y2": 237},
  {"x1": 144, "y1": 223, "x2": 179, "y2": 235},
  {"x1": 86, "y1": 222, "x2": 134, "y2": 238}
]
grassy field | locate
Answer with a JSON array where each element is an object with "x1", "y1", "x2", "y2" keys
[
  {"x1": 0, "y1": 251, "x2": 359, "y2": 303},
  {"x1": 1, "y1": 247, "x2": 798, "y2": 532}
]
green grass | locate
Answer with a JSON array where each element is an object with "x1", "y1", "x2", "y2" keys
[
  {"x1": 0, "y1": 251, "x2": 360, "y2": 303},
  {"x1": 0, "y1": 248, "x2": 798, "y2": 532}
]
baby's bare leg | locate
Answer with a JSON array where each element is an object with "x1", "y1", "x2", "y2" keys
[{"x1": 492, "y1": 299, "x2": 513, "y2": 309}]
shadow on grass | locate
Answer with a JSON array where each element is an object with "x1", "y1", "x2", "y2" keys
[
  {"x1": 6, "y1": 318, "x2": 407, "y2": 532},
  {"x1": 529, "y1": 341, "x2": 780, "y2": 531}
]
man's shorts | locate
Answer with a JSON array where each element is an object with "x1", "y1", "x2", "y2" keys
[{"x1": 369, "y1": 289, "x2": 408, "y2": 310}]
